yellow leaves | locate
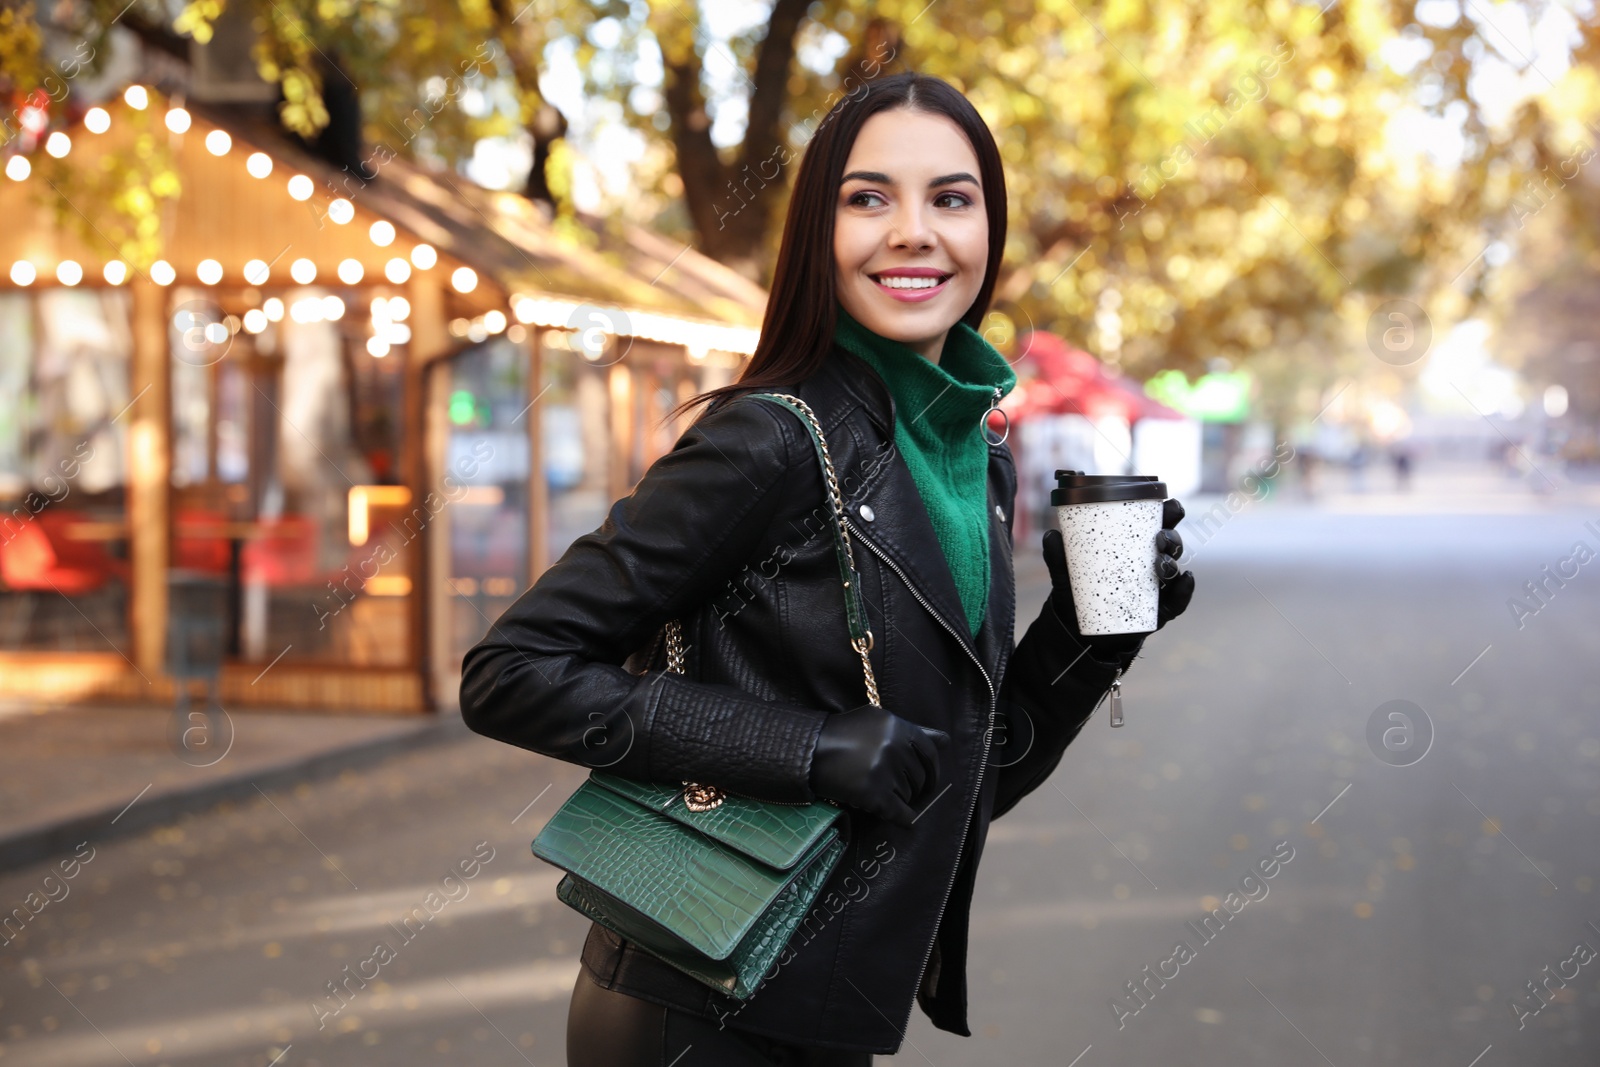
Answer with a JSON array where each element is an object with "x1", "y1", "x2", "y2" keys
[
  {"x1": 0, "y1": 1, "x2": 44, "y2": 91},
  {"x1": 545, "y1": 138, "x2": 574, "y2": 202},
  {"x1": 275, "y1": 66, "x2": 330, "y2": 136},
  {"x1": 281, "y1": 68, "x2": 313, "y2": 103},
  {"x1": 150, "y1": 169, "x2": 181, "y2": 199},
  {"x1": 1298, "y1": 90, "x2": 1347, "y2": 121},
  {"x1": 173, "y1": 0, "x2": 224, "y2": 44},
  {"x1": 1269, "y1": 109, "x2": 1302, "y2": 139},
  {"x1": 122, "y1": 186, "x2": 154, "y2": 216}
]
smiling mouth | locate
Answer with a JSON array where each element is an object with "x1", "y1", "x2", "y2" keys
[{"x1": 871, "y1": 273, "x2": 952, "y2": 291}]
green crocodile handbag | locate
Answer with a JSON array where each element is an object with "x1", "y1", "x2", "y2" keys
[{"x1": 531, "y1": 392, "x2": 882, "y2": 1000}]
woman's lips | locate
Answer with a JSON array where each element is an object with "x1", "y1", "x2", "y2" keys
[{"x1": 870, "y1": 273, "x2": 952, "y2": 303}]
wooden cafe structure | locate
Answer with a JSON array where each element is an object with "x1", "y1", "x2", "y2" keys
[{"x1": 0, "y1": 87, "x2": 766, "y2": 713}]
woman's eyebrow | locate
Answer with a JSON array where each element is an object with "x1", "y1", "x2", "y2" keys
[{"x1": 840, "y1": 170, "x2": 980, "y2": 188}]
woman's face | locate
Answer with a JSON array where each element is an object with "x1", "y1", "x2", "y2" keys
[{"x1": 833, "y1": 108, "x2": 989, "y2": 364}]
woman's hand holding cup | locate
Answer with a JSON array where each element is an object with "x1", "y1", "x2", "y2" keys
[{"x1": 1044, "y1": 496, "x2": 1195, "y2": 659}]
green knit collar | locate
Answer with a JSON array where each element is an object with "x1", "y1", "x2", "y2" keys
[{"x1": 833, "y1": 305, "x2": 1017, "y2": 436}]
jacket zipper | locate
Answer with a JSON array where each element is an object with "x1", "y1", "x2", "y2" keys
[{"x1": 842, "y1": 513, "x2": 996, "y2": 1037}]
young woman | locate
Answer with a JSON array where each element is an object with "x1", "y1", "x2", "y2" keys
[{"x1": 460, "y1": 71, "x2": 1194, "y2": 1066}]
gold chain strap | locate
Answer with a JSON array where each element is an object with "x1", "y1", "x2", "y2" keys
[{"x1": 666, "y1": 392, "x2": 879, "y2": 811}]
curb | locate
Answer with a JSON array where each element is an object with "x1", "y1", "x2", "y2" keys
[{"x1": 0, "y1": 712, "x2": 475, "y2": 875}]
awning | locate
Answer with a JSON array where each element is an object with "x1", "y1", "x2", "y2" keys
[{"x1": 1002, "y1": 331, "x2": 1185, "y2": 422}]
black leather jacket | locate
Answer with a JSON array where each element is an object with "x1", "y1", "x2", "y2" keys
[{"x1": 459, "y1": 344, "x2": 1137, "y2": 1055}]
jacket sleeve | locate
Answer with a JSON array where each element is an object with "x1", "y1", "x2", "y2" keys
[
  {"x1": 458, "y1": 394, "x2": 831, "y2": 803},
  {"x1": 990, "y1": 593, "x2": 1138, "y2": 820}
]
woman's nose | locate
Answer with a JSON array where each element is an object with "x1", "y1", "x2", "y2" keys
[{"x1": 887, "y1": 203, "x2": 935, "y2": 252}]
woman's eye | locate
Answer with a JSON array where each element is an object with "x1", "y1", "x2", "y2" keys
[
  {"x1": 847, "y1": 190, "x2": 886, "y2": 208},
  {"x1": 934, "y1": 192, "x2": 973, "y2": 209}
]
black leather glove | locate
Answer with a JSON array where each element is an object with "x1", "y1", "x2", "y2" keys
[
  {"x1": 809, "y1": 704, "x2": 950, "y2": 827},
  {"x1": 1044, "y1": 496, "x2": 1196, "y2": 661}
]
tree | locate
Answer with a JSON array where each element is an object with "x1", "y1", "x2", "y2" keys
[{"x1": 5, "y1": 0, "x2": 1598, "y2": 419}]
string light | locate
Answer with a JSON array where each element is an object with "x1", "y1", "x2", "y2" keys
[
  {"x1": 85, "y1": 108, "x2": 110, "y2": 134},
  {"x1": 10, "y1": 261, "x2": 36, "y2": 285},
  {"x1": 243, "y1": 259, "x2": 269, "y2": 285},
  {"x1": 511, "y1": 294, "x2": 760, "y2": 355},
  {"x1": 328, "y1": 199, "x2": 354, "y2": 224},
  {"x1": 205, "y1": 130, "x2": 231, "y2": 155},
  {"x1": 337, "y1": 259, "x2": 364, "y2": 284},
  {"x1": 483, "y1": 309, "x2": 506, "y2": 334},
  {"x1": 263, "y1": 297, "x2": 284, "y2": 322},
  {"x1": 386, "y1": 296, "x2": 410, "y2": 321},
  {"x1": 243, "y1": 309, "x2": 268, "y2": 333},
  {"x1": 197, "y1": 259, "x2": 223, "y2": 285},
  {"x1": 150, "y1": 260, "x2": 176, "y2": 285},
  {"x1": 410, "y1": 244, "x2": 437, "y2": 269},
  {"x1": 384, "y1": 258, "x2": 411, "y2": 283},
  {"x1": 367, "y1": 337, "x2": 390, "y2": 358},
  {"x1": 287, "y1": 174, "x2": 313, "y2": 201},
  {"x1": 57, "y1": 261, "x2": 83, "y2": 285},
  {"x1": 165, "y1": 108, "x2": 191, "y2": 134},
  {"x1": 104, "y1": 261, "x2": 127, "y2": 285},
  {"x1": 44, "y1": 132, "x2": 70, "y2": 158},
  {"x1": 322, "y1": 295, "x2": 345, "y2": 320},
  {"x1": 451, "y1": 266, "x2": 477, "y2": 293},
  {"x1": 124, "y1": 85, "x2": 149, "y2": 110},
  {"x1": 246, "y1": 152, "x2": 272, "y2": 178},
  {"x1": 289, "y1": 258, "x2": 316, "y2": 284},
  {"x1": 369, "y1": 220, "x2": 395, "y2": 246},
  {"x1": 5, "y1": 156, "x2": 28, "y2": 181}
]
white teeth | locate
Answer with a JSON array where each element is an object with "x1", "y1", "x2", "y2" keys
[{"x1": 876, "y1": 275, "x2": 945, "y2": 290}]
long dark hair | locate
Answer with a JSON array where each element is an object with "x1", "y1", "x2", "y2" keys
[{"x1": 666, "y1": 72, "x2": 1009, "y2": 425}]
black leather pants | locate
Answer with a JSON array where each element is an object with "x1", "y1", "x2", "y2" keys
[{"x1": 566, "y1": 967, "x2": 874, "y2": 1067}]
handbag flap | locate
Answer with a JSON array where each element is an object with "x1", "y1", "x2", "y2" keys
[
  {"x1": 532, "y1": 778, "x2": 840, "y2": 960},
  {"x1": 587, "y1": 772, "x2": 840, "y2": 870}
]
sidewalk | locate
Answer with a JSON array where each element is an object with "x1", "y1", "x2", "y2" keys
[
  {"x1": 0, "y1": 702, "x2": 471, "y2": 873},
  {"x1": 1192, "y1": 458, "x2": 1600, "y2": 516}
]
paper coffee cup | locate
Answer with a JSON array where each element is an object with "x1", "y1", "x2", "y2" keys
[{"x1": 1051, "y1": 470, "x2": 1167, "y2": 636}]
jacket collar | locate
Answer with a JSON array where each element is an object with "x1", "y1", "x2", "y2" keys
[
  {"x1": 818, "y1": 341, "x2": 896, "y2": 438},
  {"x1": 808, "y1": 346, "x2": 1013, "y2": 684}
]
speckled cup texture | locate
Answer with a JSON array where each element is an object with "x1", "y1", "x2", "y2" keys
[{"x1": 1055, "y1": 498, "x2": 1162, "y2": 635}]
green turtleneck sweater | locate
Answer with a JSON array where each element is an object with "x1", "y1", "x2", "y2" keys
[{"x1": 833, "y1": 306, "x2": 1018, "y2": 638}]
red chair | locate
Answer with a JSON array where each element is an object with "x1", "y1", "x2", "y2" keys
[
  {"x1": 0, "y1": 509, "x2": 129, "y2": 648},
  {"x1": 241, "y1": 515, "x2": 320, "y2": 587},
  {"x1": 173, "y1": 509, "x2": 235, "y2": 574},
  {"x1": 0, "y1": 509, "x2": 128, "y2": 593}
]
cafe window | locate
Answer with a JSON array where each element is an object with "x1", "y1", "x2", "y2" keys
[
  {"x1": 537, "y1": 337, "x2": 724, "y2": 561},
  {"x1": 441, "y1": 335, "x2": 529, "y2": 672},
  {"x1": 170, "y1": 285, "x2": 412, "y2": 667},
  {"x1": 539, "y1": 334, "x2": 613, "y2": 561},
  {"x1": 0, "y1": 290, "x2": 133, "y2": 654}
]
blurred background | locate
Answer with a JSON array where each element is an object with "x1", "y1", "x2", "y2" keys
[{"x1": 1, "y1": 0, "x2": 1598, "y2": 1064}]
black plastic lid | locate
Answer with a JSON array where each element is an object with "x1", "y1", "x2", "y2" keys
[
  {"x1": 1052, "y1": 471, "x2": 1167, "y2": 505},
  {"x1": 1053, "y1": 469, "x2": 1159, "y2": 485}
]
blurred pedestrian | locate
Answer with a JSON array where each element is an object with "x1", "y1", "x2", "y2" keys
[
  {"x1": 1349, "y1": 442, "x2": 1369, "y2": 492},
  {"x1": 1391, "y1": 442, "x2": 1413, "y2": 491}
]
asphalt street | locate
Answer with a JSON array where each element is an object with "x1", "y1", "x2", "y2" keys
[{"x1": 3, "y1": 474, "x2": 1598, "y2": 1066}]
